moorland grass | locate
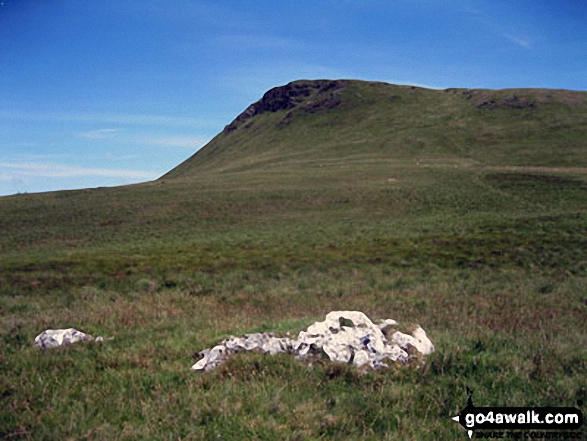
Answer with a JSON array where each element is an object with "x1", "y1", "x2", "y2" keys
[{"x1": 1, "y1": 80, "x2": 586, "y2": 439}]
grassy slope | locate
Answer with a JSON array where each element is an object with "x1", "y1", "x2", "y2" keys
[
  {"x1": 164, "y1": 80, "x2": 587, "y2": 178},
  {"x1": 0, "y1": 80, "x2": 586, "y2": 440}
]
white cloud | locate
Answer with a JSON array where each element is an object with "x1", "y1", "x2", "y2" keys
[
  {"x1": 5, "y1": 153, "x2": 72, "y2": 160},
  {"x1": 0, "y1": 110, "x2": 221, "y2": 128},
  {"x1": 215, "y1": 34, "x2": 305, "y2": 50},
  {"x1": 143, "y1": 136, "x2": 209, "y2": 148},
  {"x1": 0, "y1": 161, "x2": 158, "y2": 180},
  {"x1": 380, "y1": 78, "x2": 444, "y2": 90},
  {"x1": 504, "y1": 34, "x2": 531, "y2": 48},
  {"x1": 71, "y1": 131, "x2": 210, "y2": 149},
  {"x1": 78, "y1": 129, "x2": 119, "y2": 139}
]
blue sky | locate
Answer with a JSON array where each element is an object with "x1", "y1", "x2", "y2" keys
[{"x1": 1, "y1": 0, "x2": 586, "y2": 196}]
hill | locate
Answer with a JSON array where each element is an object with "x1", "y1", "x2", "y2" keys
[
  {"x1": 163, "y1": 79, "x2": 587, "y2": 179},
  {"x1": 0, "y1": 80, "x2": 586, "y2": 439}
]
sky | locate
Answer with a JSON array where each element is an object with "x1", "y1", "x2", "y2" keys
[{"x1": 1, "y1": 0, "x2": 586, "y2": 196}]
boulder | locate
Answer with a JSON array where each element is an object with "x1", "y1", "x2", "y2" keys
[
  {"x1": 34, "y1": 328, "x2": 108, "y2": 350},
  {"x1": 192, "y1": 311, "x2": 434, "y2": 372}
]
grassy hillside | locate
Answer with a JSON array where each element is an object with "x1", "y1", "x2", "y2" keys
[
  {"x1": 1, "y1": 80, "x2": 586, "y2": 440},
  {"x1": 164, "y1": 79, "x2": 587, "y2": 178}
]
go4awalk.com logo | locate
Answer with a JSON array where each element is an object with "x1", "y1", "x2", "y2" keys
[{"x1": 451, "y1": 389, "x2": 584, "y2": 439}]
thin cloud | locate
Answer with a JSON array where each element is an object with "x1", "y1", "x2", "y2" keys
[
  {"x1": 0, "y1": 161, "x2": 158, "y2": 180},
  {"x1": 73, "y1": 132, "x2": 210, "y2": 148},
  {"x1": 143, "y1": 136, "x2": 209, "y2": 148},
  {"x1": 383, "y1": 79, "x2": 444, "y2": 90},
  {"x1": 216, "y1": 34, "x2": 304, "y2": 50},
  {"x1": 78, "y1": 129, "x2": 119, "y2": 139},
  {"x1": 0, "y1": 110, "x2": 221, "y2": 128},
  {"x1": 5, "y1": 153, "x2": 72, "y2": 160},
  {"x1": 504, "y1": 34, "x2": 531, "y2": 48},
  {"x1": 122, "y1": 1, "x2": 256, "y2": 32},
  {"x1": 459, "y1": 3, "x2": 533, "y2": 50}
]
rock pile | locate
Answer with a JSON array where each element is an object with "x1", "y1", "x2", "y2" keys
[
  {"x1": 192, "y1": 311, "x2": 434, "y2": 372},
  {"x1": 34, "y1": 328, "x2": 108, "y2": 350}
]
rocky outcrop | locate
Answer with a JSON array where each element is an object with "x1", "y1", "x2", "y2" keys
[
  {"x1": 192, "y1": 311, "x2": 434, "y2": 372},
  {"x1": 476, "y1": 94, "x2": 536, "y2": 110},
  {"x1": 224, "y1": 80, "x2": 347, "y2": 132}
]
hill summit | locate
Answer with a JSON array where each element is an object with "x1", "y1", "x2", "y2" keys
[
  {"x1": 163, "y1": 79, "x2": 587, "y2": 179},
  {"x1": 222, "y1": 80, "x2": 349, "y2": 133}
]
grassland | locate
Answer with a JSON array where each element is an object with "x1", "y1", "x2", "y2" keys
[{"x1": 1, "y1": 80, "x2": 586, "y2": 439}]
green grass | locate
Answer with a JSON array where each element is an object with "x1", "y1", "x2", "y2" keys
[
  {"x1": 1, "y1": 80, "x2": 586, "y2": 439},
  {"x1": 165, "y1": 81, "x2": 587, "y2": 177}
]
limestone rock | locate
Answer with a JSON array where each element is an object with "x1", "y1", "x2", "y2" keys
[
  {"x1": 192, "y1": 311, "x2": 434, "y2": 372},
  {"x1": 34, "y1": 328, "x2": 93, "y2": 349},
  {"x1": 389, "y1": 327, "x2": 435, "y2": 356},
  {"x1": 34, "y1": 328, "x2": 110, "y2": 350}
]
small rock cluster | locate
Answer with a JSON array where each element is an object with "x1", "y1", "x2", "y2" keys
[
  {"x1": 192, "y1": 311, "x2": 434, "y2": 372},
  {"x1": 34, "y1": 328, "x2": 108, "y2": 350},
  {"x1": 33, "y1": 312, "x2": 435, "y2": 373}
]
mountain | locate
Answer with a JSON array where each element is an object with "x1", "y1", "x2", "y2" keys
[{"x1": 163, "y1": 79, "x2": 587, "y2": 179}]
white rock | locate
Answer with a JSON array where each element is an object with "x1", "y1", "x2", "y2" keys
[
  {"x1": 353, "y1": 349, "x2": 371, "y2": 367},
  {"x1": 223, "y1": 333, "x2": 294, "y2": 355},
  {"x1": 192, "y1": 354, "x2": 210, "y2": 371},
  {"x1": 296, "y1": 311, "x2": 415, "y2": 368},
  {"x1": 191, "y1": 311, "x2": 434, "y2": 372},
  {"x1": 378, "y1": 318, "x2": 399, "y2": 329},
  {"x1": 34, "y1": 328, "x2": 94, "y2": 350},
  {"x1": 390, "y1": 326, "x2": 435, "y2": 355},
  {"x1": 192, "y1": 334, "x2": 295, "y2": 371}
]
